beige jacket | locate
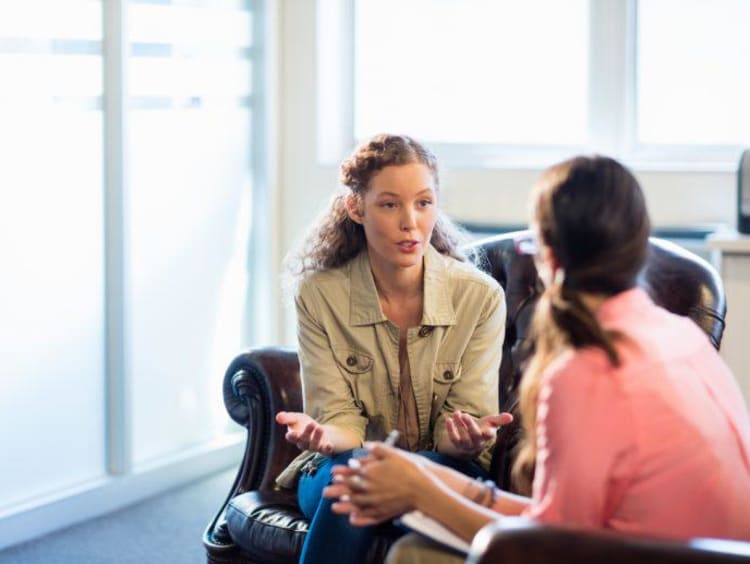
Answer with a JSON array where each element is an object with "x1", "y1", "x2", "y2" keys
[{"x1": 276, "y1": 245, "x2": 505, "y2": 488}]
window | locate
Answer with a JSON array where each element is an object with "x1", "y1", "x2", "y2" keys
[
  {"x1": 355, "y1": 0, "x2": 589, "y2": 146},
  {"x1": 637, "y1": 0, "x2": 750, "y2": 147},
  {"x1": 0, "y1": 0, "x2": 264, "y2": 548},
  {"x1": 127, "y1": 0, "x2": 253, "y2": 466},
  {"x1": 0, "y1": 0, "x2": 107, "y2": 511},
  {"x1": 340, "y1": 0, "x2": 750, "y2": 169}
]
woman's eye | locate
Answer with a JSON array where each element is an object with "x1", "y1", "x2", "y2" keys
[
  {"x1": 381, "y1": 202, "x2": 397, "y2": 209},
  {"x1": 419, "y1": 200, "x2": 433, "y2": 207}
]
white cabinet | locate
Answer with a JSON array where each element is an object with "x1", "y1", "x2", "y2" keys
[{"x1": 707, "y1": 230, "x2": 750, "y2": 405}]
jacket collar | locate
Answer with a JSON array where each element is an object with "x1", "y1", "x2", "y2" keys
[{"x1": 349, "y1": 245, "x2": 457, "y2": 327}]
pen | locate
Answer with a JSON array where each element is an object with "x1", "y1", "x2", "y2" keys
[
  {"x1": 348, "y1": 430, "x2": 400, "y2": 470},
  {"x1": 383, "y1": 429, "x2": 400, "y2": 447}
]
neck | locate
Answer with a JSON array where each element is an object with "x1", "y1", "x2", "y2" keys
[{"x1": 367, "y1": 256, "x2": 424, "y2": 303}]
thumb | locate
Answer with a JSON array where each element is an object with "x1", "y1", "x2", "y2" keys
[
  {"x1": 276, "y1": 411, "x2": 299, "y2": 425},
  {"x1": 483, "y1": 412, "x2": 514, "y2": 428}
]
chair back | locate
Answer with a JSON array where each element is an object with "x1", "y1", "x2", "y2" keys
[{"x1": 466, "y1": 230, "x2": 726, "y2": 490}]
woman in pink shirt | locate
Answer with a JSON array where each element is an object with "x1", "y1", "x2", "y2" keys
[{"x1": 324, "y1": 155, "x2": 750, "y2": 563}]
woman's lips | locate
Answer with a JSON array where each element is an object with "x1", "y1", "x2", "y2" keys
[{"x1": 397, "y1": 241, "x2": 419, "y2": 253}]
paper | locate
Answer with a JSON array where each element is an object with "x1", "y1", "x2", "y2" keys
[{"x1": 397, "y1": 510, "x2": 470, "y2": 554}]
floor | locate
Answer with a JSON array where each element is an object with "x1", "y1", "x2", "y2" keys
[{"x1": 0, "y1": 468, "x2": 235, "y2": 564}]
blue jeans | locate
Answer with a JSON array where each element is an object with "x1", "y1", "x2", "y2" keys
[{"x1": 297, "y1": 449, "x2": 488, "y2": 564}]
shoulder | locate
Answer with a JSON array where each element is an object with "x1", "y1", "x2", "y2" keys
[
  {"x1": 438, "y1": 251, "x2": 503, "y2": 297},
  {"x1": 295, "y1": 261, "x2": 353, "y2": 312},
  {"x1": 540, "y1": 348, "x2": 616, "y2": 399},
  {"x1": 297, "y1": 262, "x2": 350, "y2": 295}
]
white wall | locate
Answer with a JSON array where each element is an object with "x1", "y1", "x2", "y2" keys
[{"x1": 274, "y1": 0, "x2": 737, "y2": 345}]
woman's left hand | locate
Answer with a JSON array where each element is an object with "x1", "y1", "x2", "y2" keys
[
  {"x1": 322, "y1": 444, "x2": 437, "y2": 526},
  {"x1": 446, "y1": 410, "x2": 513, "y2": 456}
]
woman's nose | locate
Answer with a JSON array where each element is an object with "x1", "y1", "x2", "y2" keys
[{"x1": 400, "y1": 208, "x2": 417, "y2": 230}]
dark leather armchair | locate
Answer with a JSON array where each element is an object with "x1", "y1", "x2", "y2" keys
[
  {"x1": 468, "y1": 518, "x2": 750, "y2": 564},
  {"x1": 203, "y1": 230, "x2": 738, "y2": 564}
]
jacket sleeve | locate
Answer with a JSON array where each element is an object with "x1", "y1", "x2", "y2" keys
[
  {"x1": 295, "y1": 282, "x2": 368, "y2": 442},
  {"x1": 432, "y1": 283, "x2": 505, "y2": 467}
]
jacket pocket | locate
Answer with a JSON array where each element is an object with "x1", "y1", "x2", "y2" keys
[
  {"x1": 332, "y1": 347, "x2": 373, "y2": 374},
  {"x1": 332, "y1": 347, "x2": 375, "y2": 411}
]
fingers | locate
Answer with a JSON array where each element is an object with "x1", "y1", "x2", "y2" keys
[
  {"x1": 299, "y1": 421, "x2": 316, "y2": 445},
  {"x1": 330, "y1": 500, "x2": 357, "y2": 515},
  {"x1": 483, "y1": 412, "x2": 514, "y2": 430},
  {"x1": 331, "y1": 465, "x2": 356, "y2": 478},
  {"x1": 322, "y1": 483, "x2": 350, "y2": 500},
  {"x1": 349, "y1": 513, "x2": 382, "y2": 526},
  {"x1": 308, "y1": 424, "x2": 325, "y2": 452},
  {"x1": 347, "y1": 501, "x2": 399, "y2": 526},
  {"x1": 458, "y1": 412, "x2": 485, "y2": 442},
  {"x1": 285, "y1": 420, "x2": 315, "y2": 450},
  {"x1": 446, "y1": 411, "x2": 472, "y2": 450},
  {"x1": 276, "y1": 411, "x2": 302, "y2": 425},
  {"x1": 330, "y1": 471, "x2": 368, "y2": 496},
  {"x1": 447, "y1": 410, "x2": 488, "y2": 452},
  {"x1": 446, "y1": 416, "x2": 461, "y2": 445},
  {"x1": 278, "y1": 412, "x2": 317, "y2": 450}
]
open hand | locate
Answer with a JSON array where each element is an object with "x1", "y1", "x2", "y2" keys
[
  {"x1": 275, "y1": 411, "x2": 334, "y2": 455},
  {"x1": 446, "y1": 411, "x2": 513, "y2": 455}
]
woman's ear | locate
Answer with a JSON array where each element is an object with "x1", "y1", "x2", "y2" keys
[{"x1": 345, "y1": 194, "x2": 364, "y2": 225}]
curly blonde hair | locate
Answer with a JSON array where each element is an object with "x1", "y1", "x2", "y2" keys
[{"x1": 287, "y1": 134, "x2": 469, "y2": 278}]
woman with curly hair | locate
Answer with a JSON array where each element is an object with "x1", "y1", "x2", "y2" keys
[{"x1": 274, "y1": 134, "x2": 511, "y2": 564}]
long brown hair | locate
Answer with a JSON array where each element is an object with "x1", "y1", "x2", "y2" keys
[
  {"x1": 287, "y1": 134, "x2": 469, "y2": 278},
  {"x1": 512, "y1": 155, "x2": 651, "y2": 493}
]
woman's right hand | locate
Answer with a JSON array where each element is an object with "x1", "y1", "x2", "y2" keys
[
  {"x1": 324, "y1": 443, "x2": 434, "y2": 525},
  {"x1": 275, "y1": 411, "x2": 334, "y2": 455}
]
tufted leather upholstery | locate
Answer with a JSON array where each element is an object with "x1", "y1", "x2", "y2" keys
[{"x1": 203, "y1": 231, "x2": 729, "y2": 564}]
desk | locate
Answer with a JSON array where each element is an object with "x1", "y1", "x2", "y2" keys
[{"x1": 707, "y1": 230, "x2": 750, "y2": 405}]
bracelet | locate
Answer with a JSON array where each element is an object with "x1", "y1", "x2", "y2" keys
[
  {"x1": 483, "y1": 480, "x2": 498, "y2": 508},
  {"x1": 469, "y1": 477, "x2": 486, "y2": 504}
]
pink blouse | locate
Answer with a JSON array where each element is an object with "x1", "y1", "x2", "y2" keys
[{"x1": 523, "y1": 288, "x2": 750, "y2": 540}]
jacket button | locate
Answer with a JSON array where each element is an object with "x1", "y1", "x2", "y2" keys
[
  {"x1": 418, "y1": 326, "x2": 433, "y2": 337},
  {"x1": 346, "y1": 355, "x2": 357, "y2": 366},
  {"x1": 443, "y1": 370, "x2": 453, "y2": 380}
]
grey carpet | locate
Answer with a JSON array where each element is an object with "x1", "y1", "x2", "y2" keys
[{"x1": 0, "y1": 468, "x2": 235, "y2": 564}]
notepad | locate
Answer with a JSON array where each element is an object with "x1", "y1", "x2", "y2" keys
[{"x1": 396, "y1": 510, "x2": 470, "y2": 554}]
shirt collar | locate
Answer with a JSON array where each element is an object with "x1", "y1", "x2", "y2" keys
[{"x1": 349, "y1": 245, "x2": 457, "y2": 327}]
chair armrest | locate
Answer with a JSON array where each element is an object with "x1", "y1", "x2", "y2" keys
[
  {"x1": 203, "y1": 347, "x2": 302, "y2": 561},
  {"x1": 468, "y1": 518, "x2": 750, "y2": 564},
  {"x1": 204, "y1": 347, "x2": 303, "y2": 553},
  {"x1": 223, "y1": 347, "x2": 303, "y2": 493}
]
